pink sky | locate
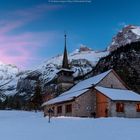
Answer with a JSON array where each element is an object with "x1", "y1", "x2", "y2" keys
[{"x1": 0, "y1": 4, "x2": 62, "y2": 69}]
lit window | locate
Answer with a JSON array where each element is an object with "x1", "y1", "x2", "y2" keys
[
  {"x1": 136, "y1": 104, "x2": 140, "y2": 112},
  {"x1": 116, "y1": 103, "x2": 124, "y2": 112}
]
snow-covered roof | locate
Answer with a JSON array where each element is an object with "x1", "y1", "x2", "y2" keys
[
  {"x1": 42, "y1": 69, "x2": 112, "y2": 106},
  {"x1": 95, "y1": 86, "x2": 140, "y2": 101},
  {"x1": 42, "y1": 89, "x2": 88, "y2": 106},
  {"x1": 62, "y1": 69, "x2": 112, "y2": 95},
  {"x1": 57, "y1": 68, "x2": 74, "y2": 73}
]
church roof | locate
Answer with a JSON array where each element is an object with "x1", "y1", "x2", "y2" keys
[
  {"x1": 42, "y1": 69, "x2": 112, "y2": 106},
  {"x1": 57, "y1": 68, "x2": 74, "y2": 74},
  {"x1": 95, "y1": 86, "x2": 140, "y2": 101},
  {"x1": 62, "y1": 34, "x2": 69, "y2": 69}
]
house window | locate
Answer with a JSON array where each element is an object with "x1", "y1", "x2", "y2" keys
[
  {"x1": 52, "y1": 107, "x2": 55, "y2": 111},
  {"x1": 57, "y1": 106, "x2": 62, "y2": 114},
  {"x1": 116, "y1": 103, "x2": 124, "y2": 112},
  {"x1": 136, "y1": 104, "x2": 140, "y2": 112},
  {"x1": 66, "y1": 104, "x2": 72, "y2": 113}
]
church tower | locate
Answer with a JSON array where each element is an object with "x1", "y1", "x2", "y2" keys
[
  {"x1": 56, "y1": 34, "x2": 74, "y2": 95},
  {"x1": 62, "y1": 34, "x2": 69, "y2": 69}
]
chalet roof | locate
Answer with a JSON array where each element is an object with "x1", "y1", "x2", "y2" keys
[
  {"x1": 95, "y1": 86, "x2": 140, "y2": 101},
  {"x1": 42, "y1": 69, "x2": 112, "y2": 106},
  {"x1": 42, "y1": 89, "x2": 88, "y2": 106}
]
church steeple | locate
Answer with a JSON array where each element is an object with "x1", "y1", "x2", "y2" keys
[
  {"x1": 62, "y1": 34, "x2": 69, "y2": 69},
  {"x1": 56, "y1": 34, "x2": 74, "y2": 95}
]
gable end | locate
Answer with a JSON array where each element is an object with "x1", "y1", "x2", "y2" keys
[{"x1": 96, "y1": 70, "x2": 128, "y2": 89}]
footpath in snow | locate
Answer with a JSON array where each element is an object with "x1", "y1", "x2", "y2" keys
[{"x1": 0, "y1": 111, "x2": 139, "y2": 140}]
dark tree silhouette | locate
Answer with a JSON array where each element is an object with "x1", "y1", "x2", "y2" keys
[{"x1": 32, "y1": 81, "x2": 42, "y2": 112}]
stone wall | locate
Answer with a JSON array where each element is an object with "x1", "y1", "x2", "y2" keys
[
  {"x1": 57, "y1": 83, "x2": 74, "y2": 94},
  {"x1": 44, "y1": 89, "x2": 96, "y2": 117},
  {"x1": 109, "y1": 101, "x2": 140, "y2": 118},
  {"x1": 44, "y1": 101, "x2": 74, "y2": 117},
  {"x1": 72, "y1": 89, "x2": 96, "y2": 117},
  {"x1": 97, "y1": 71, "x2": 127, "y2": 89}
]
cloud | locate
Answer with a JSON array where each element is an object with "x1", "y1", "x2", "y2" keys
[
  {"x1": 0, "y1": 4, "x2": 62, "y2": 69},
  {"x1": 16, "y1": 4, "x2": 61, "y2": 16},
  {"x1": 9, "y1": 4, "x2": 62, "y2": 26},
  {"x1": 0, "y1": 31, "x2": 60, "y2": 69},
  {"x1": 0, "y1": 21, "x2": 24, "y2": 34}
]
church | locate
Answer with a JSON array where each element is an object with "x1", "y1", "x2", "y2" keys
[{"x1": 42, "y1": 35, "x2": 140, "y2": 118}]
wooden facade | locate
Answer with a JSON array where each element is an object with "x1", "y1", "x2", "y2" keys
[{"x1": 96, "y1": 92, "x2": 108, "y2": 117}]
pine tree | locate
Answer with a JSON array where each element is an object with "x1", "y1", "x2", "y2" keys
[{"x1": 32, "y1": 80, "x2": 42, "y2": 112}]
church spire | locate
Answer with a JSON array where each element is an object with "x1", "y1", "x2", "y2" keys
[{"x1": 62, "y1": 34, "x2": 69, "y2": 69}]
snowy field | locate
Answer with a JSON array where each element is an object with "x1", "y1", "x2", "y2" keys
[{"x1": 0, "y1": 111, "x2": 140, "y2": 140}]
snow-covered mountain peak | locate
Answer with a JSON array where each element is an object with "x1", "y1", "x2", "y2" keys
[
  {"x1": 78, "y1": 45, "x2": 93, "y2": 52},
  {"x1": 42, "y1": 46, "x2": 108, "y2": 67},
  {"x1": 71, "y1": 45, "x2": 92, "y2": 54},
  {"x1": 36, "y1": 47, "x2": 108, "y2": 85},
  {"x1": 0, "y1": 63, "x2": 19, "y2": 80},
  {"x1": 108, "y1": 25, "x2": 140, "y2": 52},
  {"x1": 123, "y1": 25, "x2": 140, "y2": 36},
  {"x1": 0, "y1": 62, "x2": 21, "y2": 99}
]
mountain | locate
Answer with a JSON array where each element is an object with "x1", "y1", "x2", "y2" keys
[
  {"x1": 0, "y1": 62, "x2": 19, "y2": 101},
  {"x1": 108, "y1": 25, "x2": 140, "y2": 52},
  {"x1": 39, "y1": 46, "x2": 108, "y2": 82},
  {"x1": 1, "y1": 25, "x2": 140, "y2": 108},
  {"x1": 93, "y1": 41, "x2": 140, "y2": 93},
  {"x1": 0, "y1": 62, "x2": 18, "y2": 81},
  {"x1": 14, "y1": 46, "x2": 108, "y2": 103}
]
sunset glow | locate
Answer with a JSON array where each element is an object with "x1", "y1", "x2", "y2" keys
[{"x1": 0, "y1": 0, "x2": 140, "y2": 69}]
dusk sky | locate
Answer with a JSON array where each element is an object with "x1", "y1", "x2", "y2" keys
[{"x1": 0, "y1": 0, "x2": 140, "y2": 69}]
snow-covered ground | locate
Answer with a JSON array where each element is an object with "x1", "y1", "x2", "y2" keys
[{"x1": 0, "y1": 111, "x2": 140, "y2": 140}]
